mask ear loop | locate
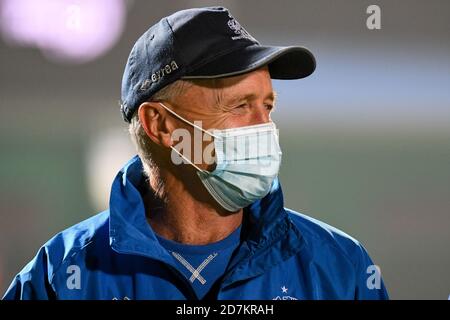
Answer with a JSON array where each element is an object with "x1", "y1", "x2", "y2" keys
[
  {"x1": 159, "y1": 102, "x2": 220, "y2": 139},
  {"x1": 169, "y1": 145, "x2": 205, "y2": 173},
  {"x1": 159, "y1": 102, "x2": 218, "y2": 172}
]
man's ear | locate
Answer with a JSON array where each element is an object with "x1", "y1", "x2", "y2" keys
[{"x1": 138, "y1": 102, "x2": 173, "y2": 148}]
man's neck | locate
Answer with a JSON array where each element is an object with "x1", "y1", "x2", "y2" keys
[{"x1": 144, "y1": 172, "x2": 243, "y2": 245}]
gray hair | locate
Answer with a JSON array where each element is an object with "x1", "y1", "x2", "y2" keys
[{"x1": 128, "y1": 80, "x2": 192, "y2": 182}]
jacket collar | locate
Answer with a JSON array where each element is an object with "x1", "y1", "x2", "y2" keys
[{"x1": 109, "y1": 155, "x2": 304, "y2": 286}]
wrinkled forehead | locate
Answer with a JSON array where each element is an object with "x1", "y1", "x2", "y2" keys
[{"x1": 181, "y1": 66, "x2": 273, "y2": 108}]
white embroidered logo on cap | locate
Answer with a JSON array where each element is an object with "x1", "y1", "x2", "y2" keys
[{"x1": 227, "y1": 15, "x2": 255, "y2": 41}]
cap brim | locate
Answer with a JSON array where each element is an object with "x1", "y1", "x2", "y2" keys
[{"x1": 182, "y1": 45, "x2": 316, "y2": 80}]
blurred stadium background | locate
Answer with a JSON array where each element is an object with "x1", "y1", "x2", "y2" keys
[{"x1": 0, "y1": 0, "x2": 449, "y2": 299}]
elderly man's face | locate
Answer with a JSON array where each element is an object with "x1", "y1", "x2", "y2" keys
[
  {"x1": 139, "y1": 66, "x2": 276, "y2": 174},
  {"x1": 170, "y1": 66, "x2": 275, "y2": 131}
]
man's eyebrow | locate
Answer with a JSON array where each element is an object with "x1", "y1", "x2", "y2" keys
[
  {"x1": 270, "y1": 91, "x2": 278, "y2": 103},
  {"x1": 225, "y1": 91, "x2": 277, "y2": 104}
]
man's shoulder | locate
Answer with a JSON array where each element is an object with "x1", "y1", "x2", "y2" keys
[
  {"x1": 38, "y1": 210, "x2": 110, "y2": 276},
  {"x1": 45, "y1": 209, "x2": 110, "y2": 253},
  {"x1": 284, "y1": 209, "x2": 389, "y2": 300},
  {"x1": 286, "y1": 208, "x2": 369, "y2": 268},
  {"x1": 3, "y1": 211, "x2": 111, "y2": 299}
]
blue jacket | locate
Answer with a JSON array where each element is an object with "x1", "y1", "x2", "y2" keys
[{"x1": 3, "y1": 156, "x2": 388, "y2": 300}]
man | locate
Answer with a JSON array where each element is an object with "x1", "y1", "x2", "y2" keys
[{"x1": 3, "y1": 7, "x2": 388, "y2": 300}]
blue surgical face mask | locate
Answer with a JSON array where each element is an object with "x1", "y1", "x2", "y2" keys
[{"x1": 159, "y1": 102, "x2": 282, "y2": 212}]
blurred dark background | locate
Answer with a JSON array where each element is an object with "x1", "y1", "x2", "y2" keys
[{"x1": 0, "y1": 0, "x2": 449, "y2": 299}]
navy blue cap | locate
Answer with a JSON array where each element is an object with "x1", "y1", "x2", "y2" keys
[{"x1": 120, "y1": 6, "x2": 316, "y2": 122}]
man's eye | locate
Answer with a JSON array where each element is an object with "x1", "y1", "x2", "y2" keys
[
  {"x1": 265, "y1": 104, "x2": 274, "y2": 111},
  {"x1": 231, "y1": 103, "x2": 249, "y2": 113}
]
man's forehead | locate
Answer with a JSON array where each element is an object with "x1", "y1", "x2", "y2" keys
[
  {"x1": 190, "y1": 67, "x2": 273, "y2": 104},
  {"x1": 216, "y1": 70, "x2": 273, "y2": 103}
]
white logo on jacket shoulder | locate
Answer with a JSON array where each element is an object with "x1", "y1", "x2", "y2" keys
[
  {"x1": 112, "y1": 296, "x2": 130, "y2": 300},
  {"x1": 272, "y1": 286, "x2": 299, "y2": 300}
]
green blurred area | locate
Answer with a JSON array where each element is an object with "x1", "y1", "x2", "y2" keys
[{"x1": 0, "y1": 127, "x2": 448, "y2": 299}]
